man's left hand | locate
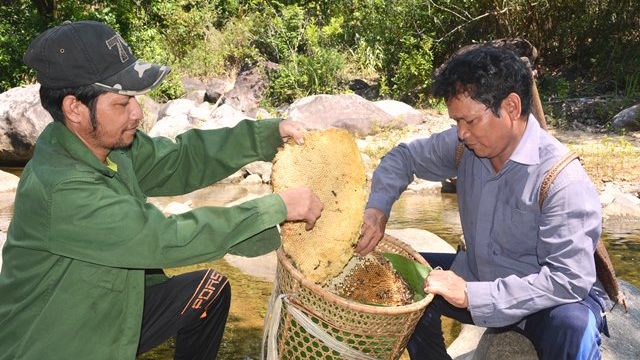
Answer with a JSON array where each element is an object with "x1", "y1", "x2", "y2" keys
[
  {"x1": 279, "y1": 120, "x2": 306, "y2": 145},
  {"x1": 424, "y1": 269, "x2": 469, "y2": 309}
]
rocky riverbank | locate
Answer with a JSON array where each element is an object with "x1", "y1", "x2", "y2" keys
[
  {"x1": 1, "y1": 82, "x2": 640, "y2": 264},
  {"x1": 1, "y1": 82, "x2": 639, "y2": 359}
]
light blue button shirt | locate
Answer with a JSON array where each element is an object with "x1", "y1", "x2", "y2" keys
[{"x1": 367, "y1": 115, "x2": 602, "y2": 327}]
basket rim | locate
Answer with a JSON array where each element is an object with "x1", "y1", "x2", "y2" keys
[{"x1": 277, "y1": 233, "x2": 435, "y2": 315}]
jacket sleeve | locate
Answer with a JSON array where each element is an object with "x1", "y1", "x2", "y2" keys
[
  {"x1": 131, "y1": 118, "x2": 283, "y2": 196},
  {"x1": 466, "y1": 162, "x2": 601, "y2": 327},
  {"x1": 47, "y1": 177, "x2": 286, "y2": 268},
  {"x1": 366, "y1": 127, "x2": 459, "y2": 217}
]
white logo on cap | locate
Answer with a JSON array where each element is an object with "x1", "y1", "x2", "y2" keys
[
  {"x1": 106, "y1": 34, "x2": 131, "y2": 63},
  {"x1": 134, "y1": 61, "x2": 152, "y2": 78}
]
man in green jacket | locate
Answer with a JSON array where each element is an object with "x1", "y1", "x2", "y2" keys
[{"x1": 0, "y1": 20, "x2": 323, "y2": 360}]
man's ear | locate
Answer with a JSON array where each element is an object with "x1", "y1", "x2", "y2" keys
[
  {"x1": 502, "y1": 93, "x2": 523, "y2": 121},
  {"x1": 61, "y1": 95, "x2": 87, "y2": 127}
]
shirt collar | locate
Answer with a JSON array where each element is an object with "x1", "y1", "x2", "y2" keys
[
  {"x1": 508, "y1": 113, "x2": 541, "y2": 166},
  {"x1": 47, "y1": 122, "x2": 117, "y2": 177}
]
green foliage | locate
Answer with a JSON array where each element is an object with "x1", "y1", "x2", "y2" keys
[
  {"x1": 266, "y1": 48, "x2": 346, "y2": 105},
  {"x1": 2, "y1": 0, "x2": 639, "y2": 114}
]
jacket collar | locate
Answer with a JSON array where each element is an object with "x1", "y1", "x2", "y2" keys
[
  {"x1": 47, "y1": 121, "x2": 116, "y2": 177},
  {"x1": 508, "y1": 113, "x2": 541, "y2": 166}
]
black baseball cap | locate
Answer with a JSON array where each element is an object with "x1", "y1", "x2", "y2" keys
[{"x1": 23, "y1": 20, "x2": 170, "y2": 95}]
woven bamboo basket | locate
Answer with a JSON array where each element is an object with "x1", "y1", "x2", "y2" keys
[{"x1": 263, "y1": 234, "x2": 434, "y2": 360}]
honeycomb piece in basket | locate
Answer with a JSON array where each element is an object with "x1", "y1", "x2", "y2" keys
[
  {"x1": 272, "y1": 128, "x2": 366, "y2": 284},
  {"x1": 325, "y1": 252, "x2": 413, "y2": 306}
]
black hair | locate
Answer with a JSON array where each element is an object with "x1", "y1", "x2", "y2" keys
[
  {"x1": 433, "y1": 45, "x2": 532, "y2": 118},
  {"x1": 39, "y1": 85, "x2": 108, "y2": 130}
]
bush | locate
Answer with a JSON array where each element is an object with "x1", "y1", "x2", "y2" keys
[
  {"x1": 266, "y1": 48, "x2": 346, "y2": 106},
  {"x1": 2, "y1": 0, "x2": 639, "y2": 116}
]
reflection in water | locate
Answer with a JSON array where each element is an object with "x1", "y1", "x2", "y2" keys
[{"x1": 388, "y1": 192, "x2": 640, "y2": 289}]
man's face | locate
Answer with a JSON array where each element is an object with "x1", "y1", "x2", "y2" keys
[
  {"x1": 88, "y1": 92, "x2": 142, "y2": 151},
  {"x1": 447, "y1": 93, "x2": 515, "y2": 162}
]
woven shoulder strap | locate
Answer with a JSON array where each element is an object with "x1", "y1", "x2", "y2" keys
[
  {"x1": 539, "y1": 151, "x2": 628, "y2": 311},
  {"x1": 538, "y1": 151, "x2": 579, "y2": 208},
  {"x1": 455, "y1": 142, "x2": 464, "y2": 167}
]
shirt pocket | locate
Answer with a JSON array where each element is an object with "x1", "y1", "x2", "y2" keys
[
  {"x1": 78, "y1": 262, "x2": 127, "y2": 292},
  {"x1": 493, "y1": 205, "x2": 538, "y2": 257}
]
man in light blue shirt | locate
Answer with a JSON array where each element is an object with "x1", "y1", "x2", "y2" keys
[{"x1": 357, "y1": 46, "x2": 608, "y2": 359}]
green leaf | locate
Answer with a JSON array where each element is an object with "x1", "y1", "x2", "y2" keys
[{"x1": 383, "y1": 252, "x2": 431, "y2": 301}]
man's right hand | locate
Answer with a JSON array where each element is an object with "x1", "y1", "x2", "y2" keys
[
  {"x1": 278, "y1": 187, "x2": 324, "y2": 230},
  {"x1": 355, "y1": 208, "x2": 387, "y2": 256}
]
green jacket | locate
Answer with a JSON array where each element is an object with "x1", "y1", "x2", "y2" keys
[{"x1": 0, "y1": 119, "x2": 287, "y2": 360}]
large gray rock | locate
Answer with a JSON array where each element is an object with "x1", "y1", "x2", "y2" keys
[
  {"x1": 201, "y1": 104, "x2": 254, "y2": 130},
  {"x1": 204, "y1": 78, "x2": 234, "y2": 104},
  {"x1": 148, "y1": 114, "x2": 193, "y2": 140},
  {"x1": 243, "y1": 161, "x2": 272, "y2": 183},
  {"x1": 386, "y1": 228, "x2": 456, "y2": 254},
  {"x1": 374, "y1": 99, "x2": 424, "y2": 125},
  {"x1": 602, "y1": 280, "x2": 640, "y2": 359},
  {"x1": 600, "y1": 183, "x2": 640, "y2": 219},
  {"x1": 0, "y1": 84, "x2": 53, "y2": 164},
  {"x1": 137, "y1": 95, "x2": 161, "y2": 133},
  {"x1": 157, "y1": 98, "x2": 196, "y2": 120},
  {"x1": 0, "y1": 170, "x2": 19, "y2": 193},
  {"x1": 285, "y1": 94, "x2": 396, "y2": 136},
  {"x1": 612, "y1": 104, "x2": 640, "y2": 132},
  {"x1": 224, "y1": 63, "x2": 275, "y2": 117}
]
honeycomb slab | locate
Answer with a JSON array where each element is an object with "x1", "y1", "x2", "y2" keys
[{"x1": 272, "y1": 128, "x2": 366, "y2": 284}]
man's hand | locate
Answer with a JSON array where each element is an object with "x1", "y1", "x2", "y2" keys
[
  {"x1": 279, "y1": 120, "x2": 306, "y2": 145},
  {"x1": 424, "y1": 269, "x2": 469, "y2": 309},
  {"x1": 278, "y1": 187, "x2": 324, "y2": 230},
  {"x1": 355, "y1": 208, "x2": 387, "y2": 256}
]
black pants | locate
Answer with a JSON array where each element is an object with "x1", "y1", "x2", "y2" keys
[
  {"x1": 137, "y1": 269, "x2": 231, "y2": 360},
  {"x1": 408, "y1": 253, "x2": 608, "y2": 360}
]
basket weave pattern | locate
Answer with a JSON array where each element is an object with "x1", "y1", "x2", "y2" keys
[{"x1": 274, "y1": 235, "x2": 434, "y2": 359}]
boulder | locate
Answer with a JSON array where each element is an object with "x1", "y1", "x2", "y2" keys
[
  {"x1": 161, "y1": 200, "x2": 193, "y2": 216},
  {"x1": 181, "y1": 77, "x2": 207, "y2": 93},
  {"x1": 137, "y1": 95, "x2": 161, "y2": 133},
  {"x1": 188, "y1": 102, "x2": 214, "y2": 126},
  {"x1": 600, "y1": 183, "x2": 640, "y2": 219},
  {"x1": 201, "y1": 104, "x2": 254, "y2": 130},
  {"x1": 374, "y1": 99, "x2": 424, "y2": 125},
  {"x1": 184, "y1": 89, "x2": 206, "y2": 104},
  {"x1": 407, "y1": 178, "x2": 443, "y2": 193},
  {"x1": 204, "y1": 78, "x2": 234, "y2": 104},
  {"x1": 148, "y1": 114, "x2": 193, "y2": 140},
  {"x1": 602, "y1": 280, "x2": 640, "y2": 358},
  {"x1": 0, "y1": 84, "x2": 53, "y2": 164},
  {"x1": 386, "y1": 228, "x2": 456, "y2": 254},
  {"x1": 240, "y1": 173, "x2": 262, "y2": 185},
  {"x1": 243, "y1": 161, "x2": 272, "y2": 183},
  {"x1": 224, "y1": 63, "x2": 275, "y2": 117},
  {"x1": 612, "y1": 104, "x2": 640, "y2": 132},
  {"x1": 285, "y1": 94, "x2": 395, "y2": 136},
  {"x1": 216, "y1": 169, "x2": 246, "y2": 184},
  {"x1": 157, "y1": 98, "x2": 196, "y2": 120},
  {"x1": 448, "y1": 280, "x2": 640, "y2": 360},
  {"x1": 0, "y1": 170, "x2": 19, "y2": 193}
]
